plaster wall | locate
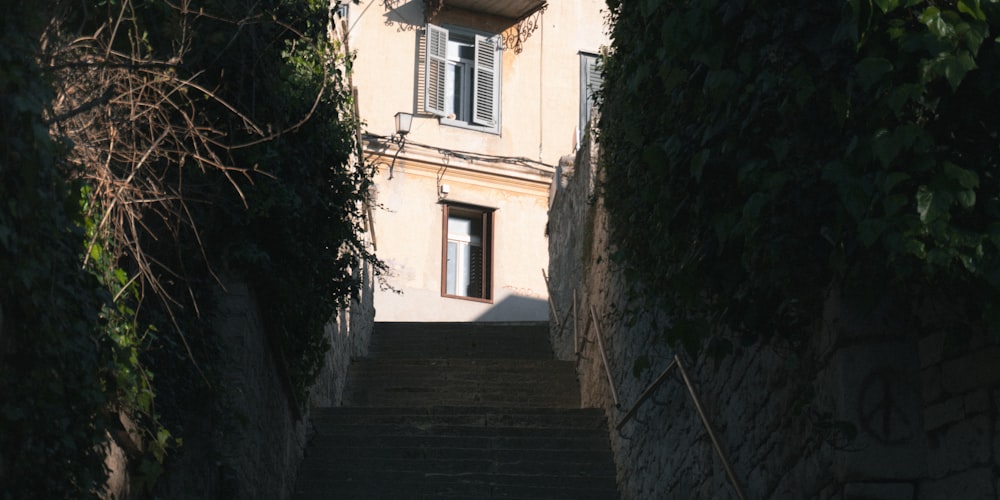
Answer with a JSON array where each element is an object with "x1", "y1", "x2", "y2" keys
[
  {"x1": 347, "y1": 0, "x2": 609, "y2": 166},
  {"x1": 349, "y1": 1, "x2": 608, "y2": 322},
  {"x1": 371, "y1": 153, "x2": 550, "y2": 321}
]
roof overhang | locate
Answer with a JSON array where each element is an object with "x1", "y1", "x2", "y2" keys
[
  {"x1": 423, "y1": 0, "x2": 548, "y2": 53},
  {"x1": 441, "y1": 0, "x2": 547, "y2": 22}
]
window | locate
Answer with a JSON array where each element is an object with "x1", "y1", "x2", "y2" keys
[
  {"x1": 579, "y1": 52, "x2": 603, "y2": 143},
  {"x1": 426, "y1": 24, "x2": 501, "y2": 133},
  {"x1": 441, "y1": 204, "x2": 493, "y2": 301},
  {"x1": 335, "y1": 2, "x2": 348, "y2": 18}
]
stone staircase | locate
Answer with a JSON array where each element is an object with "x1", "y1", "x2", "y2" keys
[{"x1": 292, "y1": 322, "x2": 620, "y2": 499}]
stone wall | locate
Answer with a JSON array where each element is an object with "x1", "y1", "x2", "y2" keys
[
  {"x1": 212, "y1": 278, "x2": 311, "y2": 499},
  {"x1": 309, "y1": 258, "x2": 376, "y2": 407},
  {"x1": 150, "y1": 258, "x2": 375, "y2": 499},
  {"x1": 918, "y1": 327, "x2": 1000, "y2": 497},
  {"x1": 547, "y1": 131, "x2": 1000, "y2": 499}
]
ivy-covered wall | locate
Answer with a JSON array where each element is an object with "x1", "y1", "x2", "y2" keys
[
  {"x1": 0, "y1": 6, "x2": 110, "y2": 496},
  {"x1": 545, "y1": 0, "x2": 1000, "y2": 497},
  {"x1": 550, "y1": 123, "x2": 1000, "y2": 500},
  {"x1": 0, "y1": 1, "x2": 379, "y2": 496},
  {"x1": 599, "y1": 0, "x2": 1000, "y2": 356}
]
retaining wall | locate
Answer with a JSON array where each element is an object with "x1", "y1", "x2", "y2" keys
[
  {"x1": 147, "y1": 258, "x2": 375, "y2": 499},
  {"x1": 547, "y1": 132, "x2": 1000, "y2": 499}
]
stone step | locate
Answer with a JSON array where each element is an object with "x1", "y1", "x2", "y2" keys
[
  {"x1": 302, "y1": 444, "x2": 615, "y2": 465},
  {"x1": 309, "y1": 428, "x2": 614, "y2": 452},
  {"x1": 299, "y1": 411, "x2": 615, "y2": 461},
  {"x1": 293, "y1": 472, "x2": 618, "y2": 499},
  {"x1": 370, "y1": 321, "x2": 553, "y2": 359},
  {"x1": 311, "y1": 406, "x2": 607, "y2": 429},
  {"x1": 298, "y1": 450, "x2": 616, "y2": 475},
  {"x1": 294, "y1": 407, "x2": 618, "y2": 499},
  {"x1": 344, "y1": 359, "x2": 580, "y2": 408},
  {"x1": 293, "y1": 321, "x2": 621, "y2": 499}
]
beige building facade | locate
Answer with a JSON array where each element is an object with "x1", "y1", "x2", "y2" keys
[{"x1": 345, "y1": 0, "x2": 607, "y2": 321}]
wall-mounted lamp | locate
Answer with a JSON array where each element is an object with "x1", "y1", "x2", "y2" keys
[
  {"x1": 389, "y1": 112, "x2": 413, "y2": 180},
  {"x1": 394, "y1": 111, "x2": 413, "y2": 139}
]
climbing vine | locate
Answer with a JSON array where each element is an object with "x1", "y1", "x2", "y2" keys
[
  {"x1": 2, "y1": 0, "x2": 376, "y2": 495},
  {"x1": 0, "y1": 7, "x2": 108, "y2": 496},
  {"x1": 599, "y1": 0, "x2": 1000, "y2": 354}
]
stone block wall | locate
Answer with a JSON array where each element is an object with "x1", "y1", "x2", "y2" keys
[
  {"x1": 547, "y1": 131, "x2": 1000, "y2": 499},
  {"x1": 309, "y1": 258, "x2": 376, "y2": 407},
  {"x1": 212, "y1": 278, "x2": 310, "y2": 499},
  {"x1": 918, "y1": 331, "x2": 1000, "y2": 498},
  {"x1": 214, "y1": 262, "x2": 375, "y2": 499},
  {"x1": 151, "y1": 258, "x2": 375, "y2": 499}
]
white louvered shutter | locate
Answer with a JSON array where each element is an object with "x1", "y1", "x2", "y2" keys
[
  {"x1": 586, "y1": 56, "x2": 603, "y2": 104},
  {"x1": 425, "y1": 24, "x2": 448, "y2": 116},
  {"x1": 471, "y1": 34, "x2": 500, "y2": 127},
  {"x1": 580, "y1": 54, "x2": 604, "y2": 140}
]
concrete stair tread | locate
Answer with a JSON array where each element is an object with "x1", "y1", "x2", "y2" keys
[
  {"x1": 310, "y1": 405, "x2": 605, "y2": 415},
  {"x1": 296, "y1": 455, "x2": 617, "y2": 474},
  {"x1": 343, "y1": 396, "x2": 582, "y2": 408},
  {"x1": 294, "y1": 470, "x2": 618, "y2": 495},
  {"x1": 298, "y1": 445, "x2": 614, "y2": 462},
  {"x1": 307, "y1": 433, "x2": 614, "y2": 451},
  {"x1": 295, "y1": 469, "x2": 617, "y2": 483},
  {"x1": 369, "y1": 322, "x2": 553, "y2": 359},
  {"x1": 344, "y1": 358, "x2": 581, "y2": 408},
  {"x1": 293, "y1": 322, "x2": 620, "y2": 499},
  {"x1": 311, "y1": 406, "x2": 607, "y2": 429},
  {"x1": 369, "y1": 323, "x2": 552, "y2": 359},
  {"x1": 294, "y1": 477, "x2": 618, "y2": 500},
  {"x1": 312, "y1": 422, "x2": 609, "y2": 435},
  {"x1": 347, "y1": 358, "x2": 576, "y2": 368}
]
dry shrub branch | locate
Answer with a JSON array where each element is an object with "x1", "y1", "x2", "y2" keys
[{"x1": 43, "y1": 0, "x2": 329, "y2": 373}]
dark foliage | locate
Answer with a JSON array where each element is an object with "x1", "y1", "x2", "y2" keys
[
  {"x1": 600, "y1": 0, "x2": 1000, "y2": 354},
  {"x1": 1, "y1": 0, "x2": 376, "y2": 495}
]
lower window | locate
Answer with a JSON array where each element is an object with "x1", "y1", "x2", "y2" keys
[{"x1": 442, "y1": 203, "x2": 493, "y2": 301}]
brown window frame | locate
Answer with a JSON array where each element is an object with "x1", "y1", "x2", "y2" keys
[{"x1": 441, "y1": 202, "x2": 494, "y2": 302}]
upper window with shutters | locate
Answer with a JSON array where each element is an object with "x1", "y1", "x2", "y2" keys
[
  {"x1": 579, "y1": 52, "x2": 603, "y2": 143},
  {"x1": 425, "y1": 23, "x2": 501, "y2": 134}
]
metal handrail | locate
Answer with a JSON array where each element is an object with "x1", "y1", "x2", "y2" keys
[
  {"x1": 616, "y1": 357, "x2": 678, "y2": 430},
  {"x1": 572, "y1": 289, "x2": 579, "y2": 354},
  {"x1": 616, "y1": 354, "x2": 747, "y2": 500},
  {"x1": 675, "y1": 357, "x2": 747, "y2": 500},
  {"x1": 589, "y1": 305, "x2": 620, "y2": 408},
  {"x1": 566, "y1": 284, "x2": 744, "y2": 497},
  {"x1": 541, "y1": 269, "x2": 561, "y2": 333}
]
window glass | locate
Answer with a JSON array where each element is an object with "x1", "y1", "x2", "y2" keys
[
  {"x1": 426, "y1": 24, "x2": 500, "y2": 132},
  {"x1": 445, "y1": 35, "x2": 475, "y2": 121},
  {"x1": 448, "y1": 216, "x2": 472, "y2": 239},
  {"x1": 442, "y1": 205, "x2": 493, "y2": 300},
  {"x1": 446, "y1": 241, "x2": 458, "y2": 295},
  {"x1": 447, "y1": 214, "x2": 480, "y2": 297}
]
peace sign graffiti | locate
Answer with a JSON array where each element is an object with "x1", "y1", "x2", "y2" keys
[{"x1": 858, "y1": 368, "x2": 917, "y2": 446}]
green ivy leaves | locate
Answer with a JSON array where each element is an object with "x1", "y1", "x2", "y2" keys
[
  {"x1": 1, "y1": 8, "x2": 109, "y2": 496},
  {"x1": 601, "y1": 0, "x2": 1000, "y2": 355},
  {"x1": 3, "y1": 1, "x2": 379, "y2": 496}
]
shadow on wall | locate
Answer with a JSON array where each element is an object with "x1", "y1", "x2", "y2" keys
[
  {"x1": 382, "y1": 0, "x2": 423, "y2": 31},
  {"x1": 474, "y1": 294, "x2": 549, "y2": 322}
]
